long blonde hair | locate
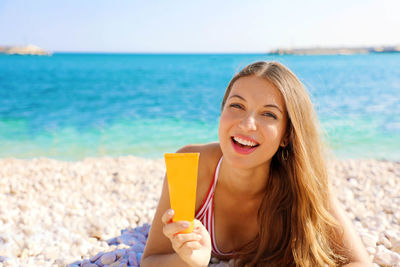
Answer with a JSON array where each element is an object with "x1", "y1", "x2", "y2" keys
[{"x1": 221, "y1": 61, "x2": 346, "y2": 266}]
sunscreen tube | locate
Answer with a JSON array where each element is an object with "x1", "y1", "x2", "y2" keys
[{"x1": 164, "y1": 153, "x2": 199, "y2": 233}]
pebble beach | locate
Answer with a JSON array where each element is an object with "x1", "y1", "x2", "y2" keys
[{"x1": 0, "y1": 156, "x2": 399, "y2": 267}]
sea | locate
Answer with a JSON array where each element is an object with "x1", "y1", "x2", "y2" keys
[{"x1": 0, "y1": 53, "x2": 399, "y2": 161}]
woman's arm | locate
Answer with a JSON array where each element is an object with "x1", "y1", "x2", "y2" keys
[
  {"x1": 329, "y1": 185, "x2": 374, "y2": 266},
  {"x1": 141, "y1": 176, "x2": 211, "y2": 267},
  {"x1": 141, "y1": 176, "x2": 194, "y2": 267},
  {"x1": 141, "y1": 145, "x2": 212, "y2": 267}
]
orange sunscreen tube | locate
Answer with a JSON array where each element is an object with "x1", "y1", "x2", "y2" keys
[{"x1": 164, "y1": 153, "x2": 199, "y2": 233}]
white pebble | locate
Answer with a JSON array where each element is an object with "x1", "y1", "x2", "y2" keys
[
  {"x1": 128, "y1": 253, "x2": 138, "y2": 266},
  {"x1": 100, "y1": 252, "x2": 116, "y2": 265},
  {"x1": 360, "y1": 232, "x2": 377, "y2": 248},
  {"x1": 210, "y1": 257, "x2": 219, "y2": 263},
  {"x1": 374, "y1": 245, "x2": 399, "y2": 266},
  {"x1": 90, "y1": 252, "x2": 104, "y2": 262},
  {"x1": 384, "y1": 230, "x2": 400, "y2": 253}
]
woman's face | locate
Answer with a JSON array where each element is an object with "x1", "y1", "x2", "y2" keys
[{"x1": 218, "y1": 75, "x2": 288, "y2": 169}]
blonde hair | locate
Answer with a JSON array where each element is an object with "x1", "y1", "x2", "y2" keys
[{"x1": 221, "y1": 61, "x2": 346, "y2": 266}]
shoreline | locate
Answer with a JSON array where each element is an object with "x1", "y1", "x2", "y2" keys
[
  {"x1": 0, "y1": 156, "x2": 399, "y2": 266},
  {"x1": 1, "y1": 154, "x2": 399, "y2": 162}
]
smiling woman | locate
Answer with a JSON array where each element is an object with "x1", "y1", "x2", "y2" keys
[
  {"x1": 218, "y1": 76, "x2": 289, "y2": 169},
  {"x1": 141, "y1": 61, "x2": 372, "y2": 267}
]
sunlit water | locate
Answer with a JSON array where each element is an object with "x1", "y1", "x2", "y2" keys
[{"x1": 0, "y1": 53, "x2": 399, "y2": 160}]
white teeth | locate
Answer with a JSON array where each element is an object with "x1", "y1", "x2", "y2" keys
[{"x1": 233, "y1": 136, "x2": 258, "y2": 147}]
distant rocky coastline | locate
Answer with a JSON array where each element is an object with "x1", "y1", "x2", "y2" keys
[
  {"x1": 268, "y1": 45, "x2": 400, "y2": 55},
  {"x1": 1, "y1": 44, "x2": 399, "y2": 56},
  {"x1": 0, "y1": 44, "x2": 51, "y2": 56}
]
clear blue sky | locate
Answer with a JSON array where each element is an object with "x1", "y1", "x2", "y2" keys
[{"x1": 1, "y1": 0, "x2": 399, "y2": 53}]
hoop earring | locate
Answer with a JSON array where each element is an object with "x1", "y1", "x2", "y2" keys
[{"x1": 281, "y1": 147, "x2": 289, "y2": 161}]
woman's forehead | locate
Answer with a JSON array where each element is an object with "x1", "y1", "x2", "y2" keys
[{"x1": 229, "y1": 76, "x2": 286, "y2": 109}]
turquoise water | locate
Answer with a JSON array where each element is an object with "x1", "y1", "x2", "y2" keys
[{"x1": 0, "y1": 53, "x2": 399, "y2": 160}]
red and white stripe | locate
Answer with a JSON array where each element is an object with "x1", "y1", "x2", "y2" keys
[{"x1": 195, "y1": 157, "x2": 234, "y2": 257}]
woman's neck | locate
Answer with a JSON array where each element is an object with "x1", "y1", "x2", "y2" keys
[{"x1": 218, "y1": 157, "x2": 271, "y2": 200}]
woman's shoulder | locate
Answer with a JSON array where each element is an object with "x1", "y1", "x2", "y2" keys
[
  {"x1": 176, "y1": 142, "x2": 222, "y2": 173},
  {"x1": 176, "y1": 142, "x2": 221, "y2": 152}
]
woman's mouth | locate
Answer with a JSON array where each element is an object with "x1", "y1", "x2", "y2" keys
[{"x1": 231, "y1": 136, "x2": 259, "y2": 154}]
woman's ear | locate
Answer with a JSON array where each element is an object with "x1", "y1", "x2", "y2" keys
[
  {"x1": 280, "y1": 126, "x2": 291, "y2": 147},
  {"x1": 280, "y1": 137, "x2": 288, "y2": 148}
]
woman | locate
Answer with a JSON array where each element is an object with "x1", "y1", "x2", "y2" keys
[{"x1": 141, "y1": 61, "x2": 372, "y2": 266}]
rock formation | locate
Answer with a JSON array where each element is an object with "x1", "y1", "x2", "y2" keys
[{"x1": 0, "y1": 44, "x2": 51, "y2": 55}]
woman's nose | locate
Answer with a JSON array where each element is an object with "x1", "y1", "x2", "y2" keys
[{"x1": 238, "y1": 113, "x2": 257, "y2": 131}]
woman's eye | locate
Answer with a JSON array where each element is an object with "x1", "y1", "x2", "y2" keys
[
  {"x1": 262, "y1": 112, "x2": 277, "y2": 119},
  {"x1": 229, "y1": 103, "x2": 243, "y2": 109}
]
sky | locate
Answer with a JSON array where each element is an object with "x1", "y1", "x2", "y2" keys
[{"x1": 1, "y1": 0, "x2": 400, "y2": 53}]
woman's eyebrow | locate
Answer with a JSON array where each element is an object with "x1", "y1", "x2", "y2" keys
[
  {"x1": 264, "y1": 104, "x2": 282, "y2": 114},
  {"x1": 229, "y1": 94, "x2": 246, "y2": 101}
]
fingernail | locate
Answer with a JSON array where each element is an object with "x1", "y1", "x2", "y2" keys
[
  {"x1": 168, "y1": 209, "x2": 174, "y2": 216},
  {"x1": 182, "y1": 221, "x2": 190, "y2": 228}
]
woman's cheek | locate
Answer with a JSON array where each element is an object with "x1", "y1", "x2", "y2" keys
[
  {"x1": 218, "y1": 113, "x2": 234, "y2": 145},
  {"x1": 219, "y1": 111, "x2": 232, "y2": 131},
  {"x1": 264, "y1": 124, "x2": 283, "y2": 150}
]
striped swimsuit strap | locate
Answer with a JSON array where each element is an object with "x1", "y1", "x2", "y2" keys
[{"x1": 195, "y1": 156, "x2": 234, "y2": 257}]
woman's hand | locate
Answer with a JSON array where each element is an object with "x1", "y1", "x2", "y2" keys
[{"x1": 161, "y1": 209, "x2": 212, "y2": 267}]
